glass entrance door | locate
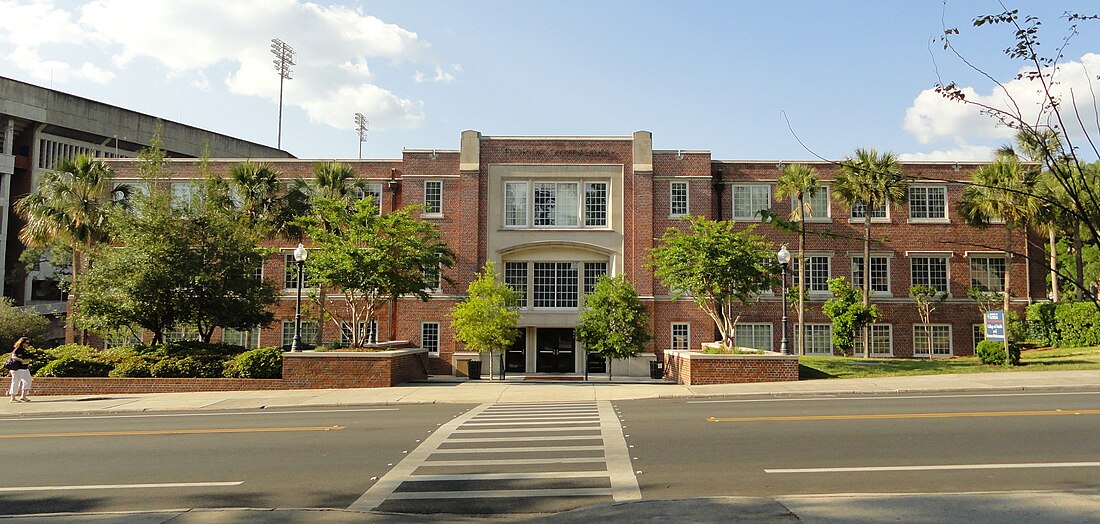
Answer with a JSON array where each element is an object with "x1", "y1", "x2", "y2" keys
[
  {"x1": 506, "y1": 329, "x2": 526, "y2": 373},
  {"x1": 535, "y1": 328, "x2": 576, "y2": 373}
]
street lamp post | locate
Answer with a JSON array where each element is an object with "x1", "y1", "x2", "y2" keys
[
  {"x1": 777, "y1": 245, "x2": 791, "y2": 355},
  {"x1": 290, "y1": 243, "x2": 308, "y2": 351}
]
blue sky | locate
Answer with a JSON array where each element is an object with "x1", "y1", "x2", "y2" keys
[{"x1": 2, "y1": 1, "x2": 1099, "y2": 161}]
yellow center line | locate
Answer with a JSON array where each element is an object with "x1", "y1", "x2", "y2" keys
[
  {"x1": 707, "y1": 409, "x2": 1100, "y2": 423},
  {"x1": 0, "y1": 425, "x2": 345, "y2": 439}
]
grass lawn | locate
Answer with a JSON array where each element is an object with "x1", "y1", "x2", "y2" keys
[{"x1": 798, "y1": 346, "x2": 1100, "y2": 380}]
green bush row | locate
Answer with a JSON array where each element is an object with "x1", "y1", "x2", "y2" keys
[
  {"x1": 976, "y1": 339, "x2": 1020, "y2": 366},
  {"x1": 1025, "y1": 301, "x2": 1100, "y2": 348},
  {"x1": 30, "y1": 342, "x2": 283, "y2": 379}
]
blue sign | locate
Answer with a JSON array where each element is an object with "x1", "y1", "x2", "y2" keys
[{"x1": 984, "y1": 310, "x2": 1005, "y2": 341}]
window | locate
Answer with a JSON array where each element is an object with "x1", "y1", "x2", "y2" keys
[
  {"x1": 223, "y1": 328, "x2": 261, "y2": 349},
  {"x1": 804, "y1": 186, "x2": 830, "y2": 220},
  {"x1": 533, "y1": 262, "x2": 579, "y2": 308},
  {"x1": 584, "y1": 182, "x2": 608, "y2": 226},
  {"x1": 282, "y1": 320, "x2": 318, "y2": 348},
  {"x1": 910, "y1": 256, "x2": 949, "y2": 293},
  {"x1": 671, "y1": 323, "x2": 690, "y2": 351},
  {"x1": 970, "y1": 256, "x2": 1006, "y2": 292},
  {"x1": 283, "y1": 253, "x2": 315, "y2": 289},
  {"x1": 973, "y1": 324, "x2": 985, "y2": 352},
  {"x1": 670, "y1": 181, "x2": 689, "y2": 217},
  {"x1": 913, "y1": 324, "x2": 952, "y2": 356},
  {"x1": 909, "y1": 186, "x2": 948, "y2": 220},
  {"x1": 853, "y1": 324, "x2": 892, "y2": 356},
  {"x1": 735, "y1": 323, "x2": 773, "y2": 351},
  {"x1": 534, "y1": 182, "x2": 579, "y2": 226},
  {"x1": 424, "y1": 259, "x2": 442, "y2": 292},
  {"x1": 164, "y1": 326, "x2": 199, "y2": 343},
  {"x1": 105, "y1": 328, "x2": 142, "y2": 349},
  {"x1": 803, "y1": 324, "x2": 833, "y2": 355},
  {"x1": 356, "y1": 183, "x2": 383, "y2": 214},
  {"x1": 794, "y1": 256, "x2": 831, "y2": 292},
  {"x1": 171, "y1": 181, "x2": 198, "y2": 209},
  {"x1": 341, "y1": 320, "x2": 377, "y2": 346},
  {"x1": 732, "y1": 185, "x2": 770, "y2": 220},
  {"x1": 421, "y1": 322, "x2": 440, "y2": 355},
  {"x1": 852, "y1": 256, "x2": 890, "y2": 294},
  {"x1": 424, "y1": 180, "x2": 442, "y2": 215},
  {"x1": 505, "y1": 182, "x2": 528, "y2": 226},
  {"x1": 851, "y1": 199, "x2": 887, "y2": 219},
  {"x1": 583, "y1": 262, "x2": 608, "y2": 295},
  {"x1": 504, "y1": 262, "x2": 528, "y2": 308}
]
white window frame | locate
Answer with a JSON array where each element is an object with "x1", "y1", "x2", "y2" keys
[
  {"x1": 222, "y1": 327, "x2": 261, "y2": 349},
  {"x1": 584, "y1": 181, "x2": 609, "y2": 227},
  {"x1": 282, "y1": 320, "x2": 319, "y2": 348},
  {"x1": 357, "y1": 183, "x2": 384, "y2": 214},
  {"x1": 908, "y1": 185, "x2": 949, "y2": 223},
  {"x1": 583, "y1": 262, "x2": 608, "y2": 296},
  {"x1": 800, "y1": 185, "x2": 831, "y2": 222},
  {"x1": 504, "y1": 262, "x2": 529, "y2": 308},
  {"x1": 670, "y1": 181, "x2": 689, "y2": 217},
  {"x1": 532, "y1": 262, "x2": 580, "y2": 309},
  {"x1": 421, "y1": 322, "x2": 440, "y2": 356},
  {"x1": 731, "y1": 184, "x2": 771, "y2": 221},
  {"x1": 671, "y1": 322, "x2": 691, "y2": 351},
  {"x1": 507, "y1": 178, "x2": 610, "y2": 230},
  {"x1": 853, "y1": 324, "x2": 893, "y2": 356},
  {"x1": 910, "y1": 255, "x2": 951, "y2": 294},
  {"x1": 794, "y1": 255, "x2": 832, "y2": 294},
  {"x1": 504, "y1": 181, "x2": 528, "y2": 227},
  {"x1": 283, "y1": 251, "x2": 316, "y2": 290},
  {"x1": 969, "y1": 255, "x2": 1007, "y2": 293},
  {"x1": 341, "y1": 320, "x2": 378, "y2": 346},
  {"x1": 423, "y1": 180, "x2": 443, "y2": 217},
  {"x1": 849, "y1": 199, "x2": 890, "y2": 223},
  {"x1": 852, "y1": 255, "x2": 892, "y2": 295},
  {"x1": 802, "y1": 323, "x2": 833, "y2": 355},
  {"x1": 972, "y1": 323, "x2": 985, "y2": 352},
  {"x1": 735, "y1": 323, "x2": 773, "y2": 352},
  {"x1": 913, "y1": 324, "x2": 952, "y2": 357}
]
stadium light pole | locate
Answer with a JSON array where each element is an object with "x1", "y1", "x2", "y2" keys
[
  {"x1": 355, "y1": 112, "x2": 368, "y2": 159},
  {"x1": 270, "y1": 38, "x2": 295, "y2": 150}
]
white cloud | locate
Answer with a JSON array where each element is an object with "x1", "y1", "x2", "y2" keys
[
  {"x1": 904, "y1": 54, "x2": 1100, "y2": 150},
  {"x1": 898, "y1": 142, "x2": 997, "y2": 162},
  {"x1": 0, "y1": 0, "x2": 449, "y2": 131}
]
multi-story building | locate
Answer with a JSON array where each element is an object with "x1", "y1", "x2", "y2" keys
[{"x1": 106, "y1": 130, "x2": 1041, "y2": 376}]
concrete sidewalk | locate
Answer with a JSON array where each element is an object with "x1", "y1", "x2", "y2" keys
[{"x1": 3, "y1": 369, "x2": 1100, "y2": 416}]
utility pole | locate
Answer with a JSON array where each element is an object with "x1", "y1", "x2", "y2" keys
[
  {"x1": 355, "y1": 112, "x2": 368, "y2": 159},
  {"x1": 270, "y1": 38, "x2": 295, "y2": 150}
]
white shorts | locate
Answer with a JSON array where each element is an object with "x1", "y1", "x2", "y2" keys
[{"x1": 8, "y1": 369, "x2": 31, "y2": 395}]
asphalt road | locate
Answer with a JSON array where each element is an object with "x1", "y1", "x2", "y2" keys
[
  {"x1": 4, "y1": 390, "x2": 1100, "y2": 518},
  {"x1": 615, "y1": 390, "x2": 1100, "y2": 500}
]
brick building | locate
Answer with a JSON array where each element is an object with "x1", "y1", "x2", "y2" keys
[{"x1": 107, "y1": 130, "x2": 1039, "y2": 376}]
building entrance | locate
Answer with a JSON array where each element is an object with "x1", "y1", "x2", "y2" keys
[
  {"x1": 506, "y1": 330, "x2": 526, "y2": 373},
  {"x1": 535, "y1": 328, "x2": 576, "y2": 373}
]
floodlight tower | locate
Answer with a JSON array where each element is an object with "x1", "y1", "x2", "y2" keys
[
  {"x1": 270, "y1": 38, "x2": 296, "y2": 150},
  {"x1": 355, "y1": 112, "x2": 368, "y2": 159}
]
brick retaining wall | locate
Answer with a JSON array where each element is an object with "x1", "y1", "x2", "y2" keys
[
  {"x1": 0, "y1": 349, "x2": 429, "y2": 396},
  {"x1": 664, "y1": 350, "x2": 798, "y2": 385}
]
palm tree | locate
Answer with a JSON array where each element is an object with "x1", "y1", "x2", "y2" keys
[
  {"x1": 228, "y1": 161, "x2": 283, "y2": 224},
  {"x1": 960, "y1": 156, "x2": 1040, "y2": 363},
  {"x1": 15, "y1": 155, "x2": 130, "y2": 342},
  {"x1": 834, "y1": 148, "x2": 907, "y2": 358},
  {"x1": 775, "y1": 164, "x2": 820, "y2": 355},
  {"x1": 310, "y1": 161, "x2": 368, "y2": 205}
]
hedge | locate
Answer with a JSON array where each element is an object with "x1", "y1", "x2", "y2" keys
[
  {"x1": 1052, "y1": 302, "x2": 1100, "y2": 347},
  {"x1": 1026, "y1": 302, "x2": 1058, "y2": 346},
  {"x1": 27, "y1": 342, "x2": 283, "y2": 379}
]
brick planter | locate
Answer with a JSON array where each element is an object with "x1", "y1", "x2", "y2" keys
[
  {"x1": 664, "y1": 350, "x2": 798, "y2": 385},
  {"x1": 0, "y1": 348, "x2": 430, "y2": 396}
]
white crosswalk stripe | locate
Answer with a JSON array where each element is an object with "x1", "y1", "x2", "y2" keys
[{"x1": 349, "y1": 400, "x2": 640, "y2": 515}]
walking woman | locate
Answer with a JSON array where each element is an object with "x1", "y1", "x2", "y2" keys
[{"x1": 6, "y1": 337, "x2": 32, "y2": 402}]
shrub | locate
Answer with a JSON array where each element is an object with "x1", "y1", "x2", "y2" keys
[
  {"x1": 1006, "y1": 311, "x2": 1027, "y2": 347},
  {"x1": 1026, "y1": 302, "x2": 1058, "y2": 346},
  {"x1": 1053, "y1": 302, "x2": 1100, "y2": 347},
  {"x1": 108, "y1": 356, "x2": 153, "y2": 378},
  {"x1": 0, "y1": 297, "x2": 50, "y2": 350},
  {"x1": 35, "y1": 356, "x2": 113, "y2": 377},
  {"x1": 149, "y1": 356, "x2": 225, "y2": 378},
  {"x1": 224, "y1": 347, "x2": 282, "y2": 379},
  {"x1": 976, "y1": 339, "x2": 1020, "y2": 366}
]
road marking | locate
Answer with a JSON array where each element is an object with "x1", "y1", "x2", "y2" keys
[
  {"x1": 473, "y1": 413, "x2": 599, "y2": 419},
  {"x1": 445, "y1": 435, "x2": 603, "y2": 443},
  {"x1": 600, "y1": 400, "x2": 642, "y2": 502},
  {"x1": 451, "y1": 426, "x2": 601, "y2": 434},
  {"x1": 766, "y1": 462, "x2": 1100, "y2": 474},
  {"x1": 462, "y1": 420, "x2": 599, "y2": 426},
  {"x1": 0, "y1": 426, "x2": 344, "y2": 439},
  {"x1": 0, "y1": 407, "x2": 398, "y2": 423},
  {"x1": 418, "y1": 457, "x2": 606, "y2": 466},
  {"x1": 431, "y1": 445, "x2": 605, "y2": 454},
  {"x1": 0, "y1": 481, "x2": 243, "y2": 492},
  {"x1": 387, "y1": 488, "x2": 613, "y2": 500},
  {"x1": 688, "y1": 391, "x2": 1100, "y2": 404},
  {"x1": 707, "y1": 409, "x2": 1100, "y2": 423},
  {"x1": 405, "y1": 471, "x2": 610, "y2": 481}
]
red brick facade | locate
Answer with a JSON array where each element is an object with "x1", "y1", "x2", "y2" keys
[
  {"x1": 664, "y1": 351, "x2": 799, "y2": 385},
  {"x1": 98, "y1": 131, "x2": 1040, "y2": 373}
]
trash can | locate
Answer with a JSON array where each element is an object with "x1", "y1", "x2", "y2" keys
[
  {"x1": 468, "y1": 360, "x2": 482, "y2": 380},
  {"x1": 650, "y1": 360, "x2": 664, "y2": 379}
]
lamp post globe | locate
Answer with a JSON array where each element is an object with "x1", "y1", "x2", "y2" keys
[
  {"x1": 291, "y1": 243, "x2": 308, "y2": 352},
  {"x1": 777, "y1": 245, "x2": 791, "y2": 355}
]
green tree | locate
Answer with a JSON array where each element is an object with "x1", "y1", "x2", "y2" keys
[
  {"x1": 649, "y1": 216, "x2": 778, "y2": 351},
  {"x1": 576, "y1": 275, "x2": 651, "y2": 380},
  {"x1": 227, "y1": 161, "x2": 284, "y2": 226},
  {"x1": 910, "y1": 285, "x2": 948, "y2": 360},
  {"x1": 0, "y1": 297, "x2": 50, "y2": 349},
  {"x1": 774, "y1": 163, "x2": 821, "y2": 355},
  {"x1": 834, "y1": 148, "x2": 907, "y2": 357},
  {"x1": 960, "y1": 156, "x2": 1039, "y2": 364},
  {"x1": 295, "y1": 197, "x2": 455, "y2": 347},
  {"x1": 450, "y1": 262, "x2": 519, "y2": 380},
  {"x1": 821, "y1": 277, "x2": 879, "y2": 356}
]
